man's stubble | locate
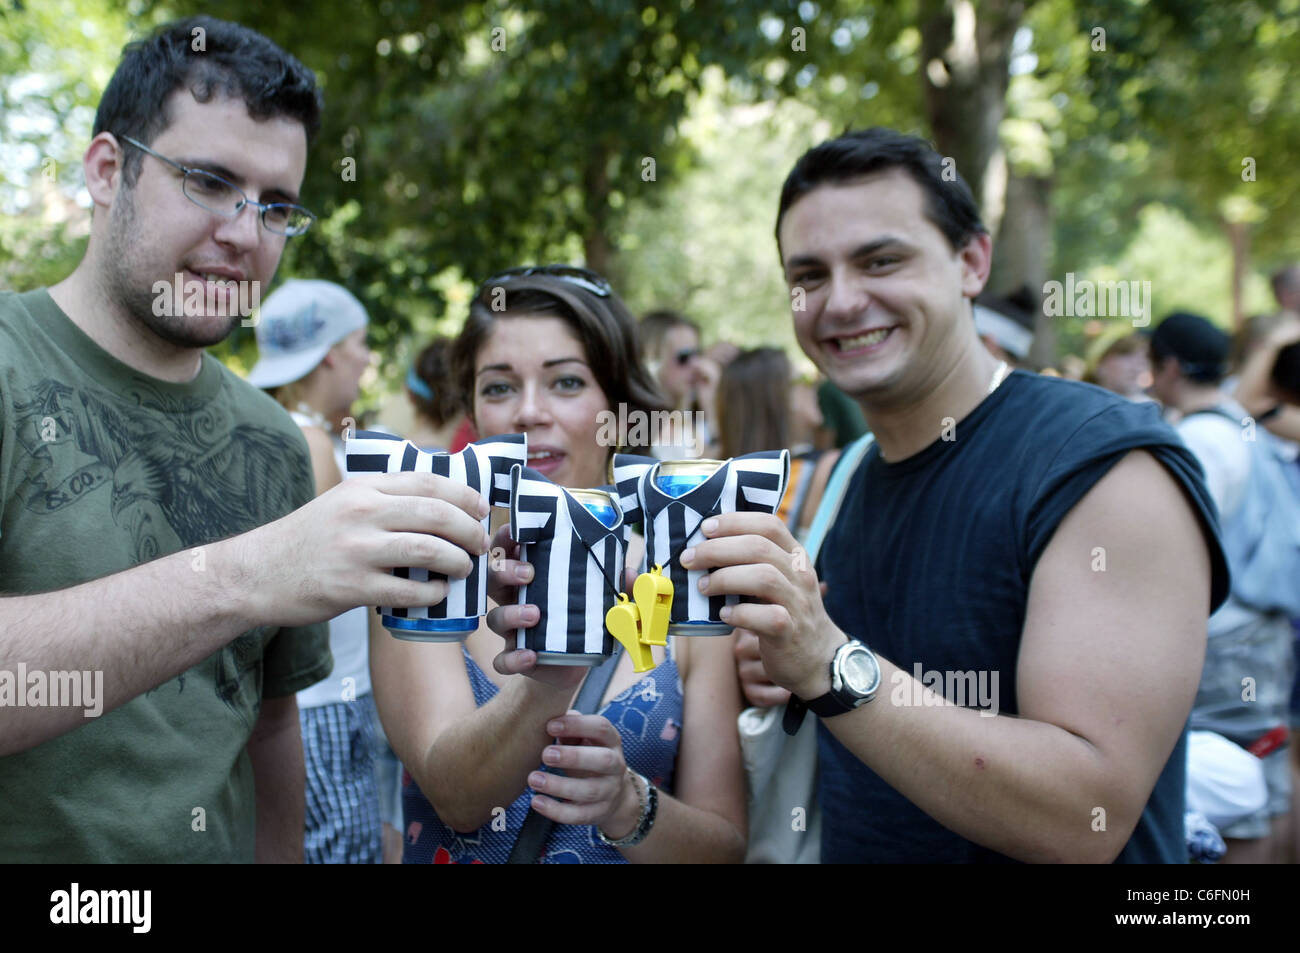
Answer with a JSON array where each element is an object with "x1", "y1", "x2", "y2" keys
[{"x1": 100, "y1": 187, "x2": 240, "y2": 351}]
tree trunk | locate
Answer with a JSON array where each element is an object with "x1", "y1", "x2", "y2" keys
[
  {"x1": 582, "y1": 143, "x2": 613, "y2": 277},
  {"x1": 991, "y1": 171, "x2": 1055, "y2": 367},
  {"x1": 918, "y1": 0, "x2": 1028, "y2": 239},
  {"x1": 1224, "y1": 220, "x2": 1250, "y2": 332}
]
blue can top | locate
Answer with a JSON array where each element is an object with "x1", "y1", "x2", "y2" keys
[
  {"x1": 583, "y1": 502, "x2": 619, "y2": 528},
  {"x1": 655, "y1": 473, "x2": 709, "y2": 499}
]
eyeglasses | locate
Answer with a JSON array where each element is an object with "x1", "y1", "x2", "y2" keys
[
  {"x1": 480, "y1": 265, "x2": 612, "y2": 298},
  {"x1": 674, "y1": 348, "x2": 699, "y2": 366},
  {"x1": 118, "y1": 135, "x2": 316, "y2": 237}
]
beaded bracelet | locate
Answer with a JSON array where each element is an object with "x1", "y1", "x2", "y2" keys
[{"x1": 596, "y1": 768, "x2": 658, "y2": 848}]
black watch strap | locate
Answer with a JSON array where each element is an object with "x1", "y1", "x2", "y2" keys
[
  {"x1": 781, "y1": 696, "x2": 809, "y2": 736},
  {"x1": 807, "y1": 691, "x2": 858, "y2": 718},
  {"x1": 782, "y1": 687, "x2": 856, "y2": 736}
]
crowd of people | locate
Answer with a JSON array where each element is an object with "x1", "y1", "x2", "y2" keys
[{"x1": 2, "y1": 15, "x2": 1298, "y2": 865}]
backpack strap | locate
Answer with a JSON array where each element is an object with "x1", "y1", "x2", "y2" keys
[
  {"x1": 803, "y1": 432, "x2": 875, "y2": 564},
  {"x1": 506, "y1": 645, "x2": 625, "y2": 864}
]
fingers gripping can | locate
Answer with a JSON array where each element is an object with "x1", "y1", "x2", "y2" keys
[
  {"x1": 613, "y1": 450, "x2": 791, "y2": 636},
  {"x1": 510, "y1": 465, "x2": 629, "y2": 666},
  {"x1": 345, "y1": 431, "x2": 527, "y2": 641}
]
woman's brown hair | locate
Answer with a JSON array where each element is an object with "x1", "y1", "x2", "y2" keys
[
  {"x1": 716, "y1": 347, "x2": 792, "y2": 459},
  {"x1": 409, "y1": 336, "x2": 464, "y2": 428},
  {"x1": 450, "y1": 267, "x2": 668, "y2": 454}
]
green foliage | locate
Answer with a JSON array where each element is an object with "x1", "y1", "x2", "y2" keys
[
  {"x1": 1065, "y1": 0, "x2": 1300, "y2": 263},
  {"x1": 0, "y1": 0, "x2": 139, "y2": 289},
  {"x1": 3, "y1": 0, "x2": 1296, "y2": 380},
  {"x1": 617, "y1": 75, "x2": 817, "y2": 362},
  {"x1": 1053, "y1": 203, "x2": 1276, "y2": 360},
  {"x1": 127, "y1": 0, "x2": 802, "y2": 370}
]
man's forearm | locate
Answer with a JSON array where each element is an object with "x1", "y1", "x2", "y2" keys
[
  {"x1": 824, "y1": 656, "x2": 1147, "y2": 864},
  {"x1": 0, "y1": 534, "x2": 259, "y2": 756},
  {"x1": 250, "y1": 695, "x2": 305, "y2": 863}
]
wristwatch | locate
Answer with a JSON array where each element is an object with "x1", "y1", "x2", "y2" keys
[
  {"x1": 596, "y1": 769, "x2": 658, "y2": 849},
  {"x1": 783, "y1": 639, "x2": 881, "y2": 735}
]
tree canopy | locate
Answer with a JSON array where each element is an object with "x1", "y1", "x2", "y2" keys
[{"x1": 3, "y1": 0, "x2": 1296, "y2": 388}]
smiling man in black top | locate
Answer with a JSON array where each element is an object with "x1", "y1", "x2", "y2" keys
[{"x1": 687, "y1": 128, "x2": 1229, "y2": 862}]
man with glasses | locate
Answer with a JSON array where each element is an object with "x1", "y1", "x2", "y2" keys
[
  {"x1": 0, "y1": 17, "x2": 490, "y2": 862},
  {"x1": 119, "y1": 134, "x2": 317, "y2": 237}
]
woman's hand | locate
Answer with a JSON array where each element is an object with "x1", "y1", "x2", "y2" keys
[
  {"x1": 526, "y1": 711, "x2": 642, "y2": 838},
  {"x1": 734, "y1": 630, "x2": 791, "y2": 708},
  {"x1": 484, "y1": 525, "x2": 586, "y2": 691}
]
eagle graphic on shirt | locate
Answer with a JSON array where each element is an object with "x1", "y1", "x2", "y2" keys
[{"x1": 9, "y1": 375, "x2": 311, "y2": 720}]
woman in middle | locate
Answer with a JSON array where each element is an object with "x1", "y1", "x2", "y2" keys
[{"x1": 370, "y1": 265, "x2": 748, "y2": 863}]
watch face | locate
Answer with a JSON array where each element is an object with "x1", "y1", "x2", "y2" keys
[{"x1": 842, "y1": 647, "x2": 880, "y2": 696}]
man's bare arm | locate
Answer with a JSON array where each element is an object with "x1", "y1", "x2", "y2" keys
[
  {"x1": 250, "y1": 693, "x2": 305, "y2": 863},
  {"x1": 693, "y1": 449, "x2": 1211, "y2": 862},
  {"x1": 0, "y1": 472, "x2": 490, "y2": 756}
]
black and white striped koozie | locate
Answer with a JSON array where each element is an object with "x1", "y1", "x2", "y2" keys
[
  {"x1": 345, "y1": 431, "x2": 527, "y2": 641},
  {"x1": 509, "y1": 465, "x2": 629, "y2": 666},
  {"x1": 614, "y1": 450, "x2": 790, "y2": 635}
]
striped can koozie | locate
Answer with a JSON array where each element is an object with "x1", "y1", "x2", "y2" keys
[
  {"x1": 345, "y1": 431, "x2": 527, "y2": 641},
  {"x1": 613, "y1": 450, "x2": 790, "y2": 635},
  {"x1": 509, "y1": 465, "x2": 629, "y2": 666}
]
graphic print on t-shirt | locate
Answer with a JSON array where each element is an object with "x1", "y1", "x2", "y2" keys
[{"x1": 8, "y1": 375, "x2": 307, "y2": 724}]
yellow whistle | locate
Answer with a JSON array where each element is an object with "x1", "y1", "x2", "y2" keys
[
  {"x1": 604, "y1": 566, "x2": 676, "y2": 673},
  {"x1": 633, "y1": 565, "x2": 673, "y2": 647},
  {"x1": 606, "y1": 594, "x2": 655, "y2": 673}
]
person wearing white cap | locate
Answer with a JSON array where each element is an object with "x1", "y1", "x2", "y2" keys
[
  {"x1": 248, "y1": 279, "x2": 387, "y2": 863},
  {"x1": 248, "y1": 278, "x2": 372, "y2": 432},
  {"x1": 972, "y1": 288, "x2": 1036, "y2": 368}
]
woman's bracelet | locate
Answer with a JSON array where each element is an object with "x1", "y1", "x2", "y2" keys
[{"x1": 597, "y1": 768, "x2": 658, "y2": 848}]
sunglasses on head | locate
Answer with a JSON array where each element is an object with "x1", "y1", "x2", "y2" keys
[{"x1": 480, "y1": 265, "x2": 611, "y2": 298}]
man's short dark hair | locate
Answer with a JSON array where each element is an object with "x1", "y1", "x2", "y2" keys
[
  {"x1": 1150, "y1": 311, "x2": 1231, "y2": 385},
  {"x1": 93, "y1": 16, "x2": 322, "y2": 186},
  {"x1": 775, "y1": 127, "x2": 987, "y2": 255}
]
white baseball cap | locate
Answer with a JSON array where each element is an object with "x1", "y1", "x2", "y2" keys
[{"x1": 246, "y1": 279, "x2": 369, "y2": 389}]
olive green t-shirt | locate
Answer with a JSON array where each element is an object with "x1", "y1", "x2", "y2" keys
[{"x1": 0, "y1": 289, "x2": 331, "y2": 862}]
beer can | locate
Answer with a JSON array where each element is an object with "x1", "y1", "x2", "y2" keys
[
  {"x1": 570, "y1": 488, "x2": 620, "y2": 529},
  {"x1": 512, "y1": 470, "x2": 628, "y2": 666},
  {"x1": 615, "y1": 451, "x2": 791, "y2": 637},
  {"x1": 345, "y1": 430, "x2": 527, "y2": 641}
]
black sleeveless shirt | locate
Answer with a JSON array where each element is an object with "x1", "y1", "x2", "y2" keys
[{"x1": 817, "y1": 371, "x2": 1229, "y2": 863}]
